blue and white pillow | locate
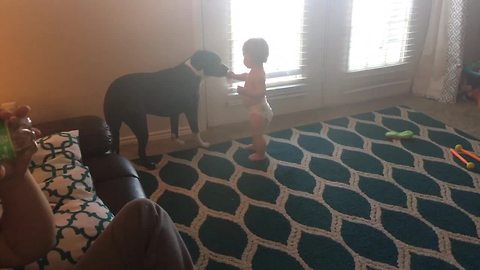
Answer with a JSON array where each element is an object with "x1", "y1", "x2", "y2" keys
[
  {"x1": 17, "y1": 130, "x2": 114, "y2": 270},
  {"x1": 30, "y1": 130, "x2": 83, "y2": 184}
]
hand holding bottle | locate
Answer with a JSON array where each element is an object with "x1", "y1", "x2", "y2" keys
[{"x1": 0, "y1": 105, "x2": 39, "y2": 182}]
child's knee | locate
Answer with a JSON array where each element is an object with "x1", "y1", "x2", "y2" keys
[
  {"x1": 123, "y1": 198, "x2": 158, "y2": 216},
  {"x1": 121, "y1": 198, "x2": 173, "y2": 227}
]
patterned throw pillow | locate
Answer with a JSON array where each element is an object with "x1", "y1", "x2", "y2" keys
[
  {"x1": 11, "y1": 130, "x2": 115, "y2": 270},
  {"x1": 30, "y1": 130, "x2": 83, "y2": 184},
  {"x1": 22, "y1": 196, "x2": 113, "y2": 270},
  {"x1": 36, "y1": 164, "x2": 94, "y2": 204}
]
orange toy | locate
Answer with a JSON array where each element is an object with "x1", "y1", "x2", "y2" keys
[
  {"x1": 455, "y1": 144, "x2": 480, "y2": 162},
  {"x1": 450, "y1": 148, "x2": 475, "y2": 170}
]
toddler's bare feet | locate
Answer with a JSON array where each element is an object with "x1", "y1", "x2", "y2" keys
[
  {"x1": 248, "y1": 153, "x2": 266, "y2": 161},
  {"x1": 243, "y1": 144, "x2": 254, "y2": 151}
]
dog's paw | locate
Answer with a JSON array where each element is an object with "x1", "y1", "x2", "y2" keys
[
  {"x1": 195, "y1": 133, "x2": 210, "y2": 148},
  {"x1": 140, "y1": 159, "x2": 157, "y2": 170},
  {"x1": 174, "y1": 138, "x2": 185, "y2": 145},
  {"x1": 199, "y1": 141, "x2": 211, "y2": 148}
]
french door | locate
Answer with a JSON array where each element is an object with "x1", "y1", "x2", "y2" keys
[{"x1": 323, "y1": 0, "x2": 431, "y2": 105}]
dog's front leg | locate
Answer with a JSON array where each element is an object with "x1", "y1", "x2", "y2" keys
[
  {"x1": 195, "y1": 133, "x2": 210, "y2": 148},
  {"x1": 170, "y1": 114, "x2": 185, "y2": 145},
  {"x1": 171, "y1": 134, "x2": 186, "y2": 145},
  {"x1": 185, "y1": 109, "x2": 210, "y2": 148}
]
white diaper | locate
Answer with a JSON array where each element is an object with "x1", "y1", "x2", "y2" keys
[{"x1": 249, "y1": 99, "x2": 273, "y2": 125}]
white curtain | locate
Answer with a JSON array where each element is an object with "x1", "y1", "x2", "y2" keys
[{"x1": 412, "y1": 0, "x2": 466, "y2": 103}]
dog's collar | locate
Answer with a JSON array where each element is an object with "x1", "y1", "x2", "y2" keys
[{"x1": 185, "y1": 59, "x2": 204, "y2": 78}]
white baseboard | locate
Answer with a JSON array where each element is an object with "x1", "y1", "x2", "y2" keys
[{"x1": 119, "y1": 126, "x2": 192, "y2": 145}]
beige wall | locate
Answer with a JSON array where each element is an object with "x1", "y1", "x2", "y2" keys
[{"x1": 0, "y1": 0, "x2": 198, "y2": 136}]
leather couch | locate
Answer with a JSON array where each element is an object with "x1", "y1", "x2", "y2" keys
[{"x1": 36, "y1": 116, "x2": 145, "y2": 214}]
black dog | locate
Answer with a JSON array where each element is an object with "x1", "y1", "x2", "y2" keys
[{"x1": 104, "y1": 50, "x2": 228, "y2": 169}]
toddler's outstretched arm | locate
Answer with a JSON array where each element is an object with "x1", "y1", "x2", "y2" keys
[{"x1": 227, "y1": 71, "x2": 248, "y2": 81}]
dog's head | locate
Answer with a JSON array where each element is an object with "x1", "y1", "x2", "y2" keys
[{"x1": 190, "y1": 50, "x2": 229, "y2": 77}]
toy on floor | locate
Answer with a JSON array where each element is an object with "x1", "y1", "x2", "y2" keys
[
  {"x1": 385, "y1": 130, "x2": 414, "y2": 139},
  {"x1": 455, "y1": 144, "x2": 480, "y2": 162},
  {"x1": 450, "y1": 148, "x2": 475, "y2": 170}
]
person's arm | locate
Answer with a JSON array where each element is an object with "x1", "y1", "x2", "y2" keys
[
  {"x1": 226, "y1": 71, "x2": 248, "y2": 81},
  {"x1": 0, "y1": 106, "x2": 55, "y2": 268}
]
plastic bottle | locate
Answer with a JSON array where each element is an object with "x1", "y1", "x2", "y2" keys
[{"x1": 0, "y1": 103, "x2": 38, "y2": 161}]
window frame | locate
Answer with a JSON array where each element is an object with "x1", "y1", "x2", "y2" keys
[
  {"x1": 227, "y1": 0, "x2": 308, "y2": 93},
  {"x1": 345, "y1": 0, "x2": 417, "y2": 74}
]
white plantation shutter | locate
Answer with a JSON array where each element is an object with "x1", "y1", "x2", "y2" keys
[
  {"x1": 347, "y1": 0, "x2": 416, "y2": 72},
  {"x1": 228, "y1": 0, "x2": 307, "y2": 88}
]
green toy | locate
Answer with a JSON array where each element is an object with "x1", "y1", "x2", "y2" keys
[{"x1": 385, "y1": 130, "x2": 414, "y2": 139}]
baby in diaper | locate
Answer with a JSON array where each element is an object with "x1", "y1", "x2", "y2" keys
[{"x1": 227, "y1": 38, "x2": 272, "y2": 161}]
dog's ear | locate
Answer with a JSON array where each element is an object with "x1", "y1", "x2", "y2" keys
[{"x1": 190, "y1": 51, "x2": 205, "y2": 70}]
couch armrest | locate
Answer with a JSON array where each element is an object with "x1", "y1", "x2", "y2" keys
[
  {"x1": 36, "y1": 116, "x2": 145, "y2": 214},
  {"x1": 84, "y1": 154, "x2": 146, "y2": 215},
  {"x1": 35, "y1": 116, "x2": 112, "y2": 160}
]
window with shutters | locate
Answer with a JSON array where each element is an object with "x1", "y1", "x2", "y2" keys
[
  {"x1": 229, "y1": 0, "x2": 306, "y2": 89},
  {"x1": 202, "y1": 0, "x2": 429, "y2": 126},
  {"x1": 347, "y1": 0, "x2": 415, "y2": 72}
]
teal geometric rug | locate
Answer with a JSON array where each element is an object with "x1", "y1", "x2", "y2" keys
[{"x1": 134, "y1": 106, "x2": 480, "y2": 270}]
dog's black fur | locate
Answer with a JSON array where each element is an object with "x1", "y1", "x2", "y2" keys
[{"x1": 104, "y1": 50, "x2": 228, "y2": 169}]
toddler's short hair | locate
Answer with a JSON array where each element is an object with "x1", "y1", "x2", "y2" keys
[{"x1": 243, "y1": 38, "x2": 269, "y2": 64}]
